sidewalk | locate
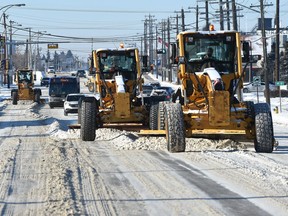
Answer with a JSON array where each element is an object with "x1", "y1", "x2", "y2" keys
[{"x1": 0, "y1": 84, "x2": 13, "y2": 101}]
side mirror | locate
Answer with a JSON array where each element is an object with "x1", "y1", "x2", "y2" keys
[
  {"x1": 242, "y1": 41, "x2": 250, "y2": 62},
  {"x1": 170, "y1": 43, "x2": 177, "y2": 64}
]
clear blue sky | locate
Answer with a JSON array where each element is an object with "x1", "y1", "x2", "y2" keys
[{"x1": 1, "y1": 0, "x2": 287, "y2": 60}]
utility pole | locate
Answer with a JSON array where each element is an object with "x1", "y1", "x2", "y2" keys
[
  {"x1": 205, "y1": 0, "x2": 209, "y2": 30},
  {"x1": 174, "y1": 8, "x2": 191, "y2": 31},
  {"x1": 167, "y1": 17, "x2": 171, "y2": 82},
  {"x1": 251, "y1": 0, "x2": 274, "y2": 105},
  {"x1": 226, "y1": 0, "x2": 230, "y2": 30},
  {"x1": 219, "y1": 0, "x2": 224, "y2": 30},
  {"x1": 232, "y1": 0, "x2": 237, "y2": 30},
  {"x1": 155, "y1": 25, "x2": 158, "y2": 79},
  {"x1": 8, "y1": 20, "x2": 13, "y2": 88},
  {"x1": 3, "y1": 13, "x2": 8, "y2": 86},
  {"x1": 274, "y1": 0, "x2": 280, "y2": 82},
  {"x1": 189, "y1": 5, "x2": 205, "y2": 31},
  {"x1": 260, "y1": 0, "x2": 270, "y2": 105},
  {"x1": 176, "y1": 14, "x2": 179, "y2": 35},
  {"x1": 28, "y1": 28, "x2": 32, "y2": 69}
]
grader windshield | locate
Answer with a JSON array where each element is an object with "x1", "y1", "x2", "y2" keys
[
  {"x1": 183, "y1": 32, "x2": 237, "y2": 73},
  {"x1": 97, "y1": 50, "x2": 137, "y2": 80}
]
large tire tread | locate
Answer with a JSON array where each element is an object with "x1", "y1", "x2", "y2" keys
[
  {"x1": 12, "y1": 91, "x2": 18, "y2": 105},
  {"x1": 80, "y1": 99, "x2": 97, "y2": 141},
  {"x1": 254, "y1": 103, "x2": 274, "y2": 153},
  {"x1": 149, "y1": 103, "x2": 159, "y2": 130},
  {"x1": 165, "y1": 103, "x2": 186, "y2": 152},
  {"x1": 158, "y1": 101, "x2": 171, "y2": 130}
]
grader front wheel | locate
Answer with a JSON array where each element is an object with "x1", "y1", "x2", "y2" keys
[
  {"x1": 165, "y1": 103, "x2": 186, "y2": 152},
  {"x1": 12, "y1": 91, "x2": 18, "y2": 105},
  {"x1": 80, "y1": 97, "x2": 97, "y2": 141},
  {"x1": 254, "y1": 103, "x2": 274, "y2": 153}
]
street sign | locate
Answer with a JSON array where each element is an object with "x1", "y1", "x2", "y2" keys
[
  {"x1": 275, "y1": 81, "x2": 285, "y2": 86},
  {"x1": 48, "y1": 43, "x2": 59, "y2": 49},
  {"x1": 253, "y1": 76, "x2": 261, "y2": 86},
  {"x1": 156, "y1": 49, "x2": 166, "y2": 54}
]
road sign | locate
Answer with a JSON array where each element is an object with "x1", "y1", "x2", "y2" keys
[
  {"x1": 48, "y1": 43, "x2": 58, "y2": 49},
  {"x1": 156, "y1": 49, "x2": 166, "y2": 54},
  {"x1": 253, "y1": 76, "x2": 261, "y2": 86},
  {"x1": 275, "y1": 81, "x2": 285, "y2": 86}
]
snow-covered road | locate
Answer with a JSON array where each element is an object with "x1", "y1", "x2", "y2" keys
[{"x1": 0, "y1": 82, "x2": 287, "y2": 215}]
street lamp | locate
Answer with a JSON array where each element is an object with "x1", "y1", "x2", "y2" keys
[
  {"x1": 8, "y1": 21, "x2": 22, "y2": 88},
  {"x1": 0, "y1": 4, "x2": 25, "y2": 21},
  {"x1": 1, "y1": 3, "x2": 25, "y2": 87}
]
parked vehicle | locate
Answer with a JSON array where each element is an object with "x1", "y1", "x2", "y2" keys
[
  {"x1": 40, "y1": 77, "x2": 50, "y2": 87},
  {"x1": 64, "y1": 93, "x2": 86, "y2": 116},
  {"x1": 243, "y1": 82, "x2": 277, "y2": 93},
  {"x1": 76, "y1": 70, "x2": 86, "y2": 78}
]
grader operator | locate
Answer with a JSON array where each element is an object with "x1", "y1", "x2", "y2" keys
[
  {"x1": 160, "y1": 27, "x2": 275, "y2": 153},
  {"x1": 11, "y1": 69, "x2": 42, "y2": 105}
]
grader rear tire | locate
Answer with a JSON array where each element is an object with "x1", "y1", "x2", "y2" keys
[
  {"x1": 80, "y1": 98, "x2": 97, "y2": 141},
  {"x1": 254, "y1": 103, "x2": 274, "y2": 153},
  {"x1": 34, "y1": 91, "x2": 41, "y2": 104},
  {"x1": 149, "y1": 103, "x2": 159, "y2": 130},
  {"x1": 165, "y1": 103, "x2": 185, "y2": 152},
  {"x1": 12, "y1": 91, "x2": 18, "y2": 105},
  {"x1": 158, "y1": 101, "x2": 170, "y2": 130}
]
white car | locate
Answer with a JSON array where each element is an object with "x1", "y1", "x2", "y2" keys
[
  {"x1": 243, "y1": 82, "x2": 277, "y2": 93},
  {"x1": 63, "y1": 93, "x2": 86, "y2": 116}
]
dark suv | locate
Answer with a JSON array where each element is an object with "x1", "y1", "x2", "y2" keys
[
  {"x1": 40, "y1": 77, "x2": 50, "y2": 87},
  {"x1": 76, "y1": 70, "x2": 86, "y2": 78}
]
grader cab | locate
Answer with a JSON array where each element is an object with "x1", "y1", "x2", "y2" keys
[
  {"x1": 11, "y1": 69, "x2": 42, "y2": 105},
  {"x1": 160, "y1": 29, "x2": 275, "y2": 153},
  {"x1": 79, "y1": 46, "x2": 161, "y2": 141}
]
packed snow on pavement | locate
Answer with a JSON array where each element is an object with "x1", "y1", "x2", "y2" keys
[{"x1": 0, "y1": 81, "x2": 287, "y2": 215}]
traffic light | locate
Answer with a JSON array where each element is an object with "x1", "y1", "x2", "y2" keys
[
  {"x1": 1, "y1": 59, "x2": 9, "y2": 70},
  {"x1": 242, "y1": 41, "x2": 250, "y2": 62},
  {"x1": 0, "y1": 35, "x2": 5, "y2": 47},
  {"x1": 1, "y1": 60, "x2": 5, "y2": 69}
]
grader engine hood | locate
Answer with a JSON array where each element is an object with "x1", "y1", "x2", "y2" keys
[{"x1": 114, "y1": 75, "x2": 131, "y2": 119}]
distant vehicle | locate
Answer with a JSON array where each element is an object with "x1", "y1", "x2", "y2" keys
[
  {"x1": 47, "y1": 66, "x2": 55, "y2": 74},
  {"x1": 63, "y1": 93, "x2": 86, "y2": 116},
  {"x1": 11, "y1": 69, "x2": 42, "y2": 105},
  {"x1": 243, "y1": 82, "x2": 277, "y2": 93},
  {"x1": 142, "y1": 84, "x2": 154, "y2": 96},
  {"x1": 146, "y1": 81, "x2": 161, "y2": 89},
  {"x1": 40, "y1": 77, "x2": 50, "y2": 87},
  {"x1": 76, "y1": 70, "x2": 86, "y2": 78},
  {"x1": 33, "y1": 70, "x2": 46, "y2": 86},
  {"x1": 48, "y1": 76, "x2": 80, "y2": 108},
  {"x1": 157, "y1": 86, "x2": 175, "y2": 100},
  {"x1": 150, "y1": 88, "x2": 170, "y2": 101}
]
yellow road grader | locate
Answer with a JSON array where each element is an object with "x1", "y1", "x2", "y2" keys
[
  {"x1": 11, "y1": 69, "x2": 42, "y2": 105},
  {"x1": 159, "y1": 27, "x2": 275, "y2": 153},
  {"x1": 79, "y1": 46, "x2": 167, "y2": 141}
]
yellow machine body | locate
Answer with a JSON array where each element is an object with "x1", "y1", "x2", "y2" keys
[{"x1": 175, "y1": 30, "x2": 255, "y2": 139}]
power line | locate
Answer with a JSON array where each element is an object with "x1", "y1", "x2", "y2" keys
[{"x1": 20, "y1": 7, "x2": 175, "y2": 14}]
